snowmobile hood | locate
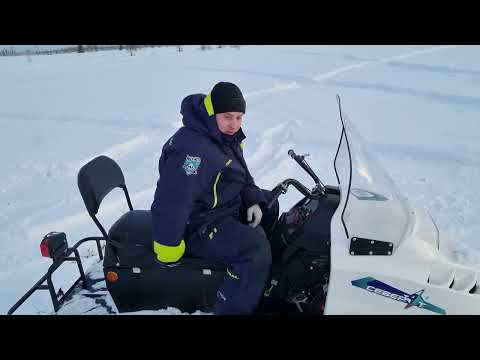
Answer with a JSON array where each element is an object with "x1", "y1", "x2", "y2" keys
[{"x1": 180, "y1": 94, "x2": 246, "y2": 146}]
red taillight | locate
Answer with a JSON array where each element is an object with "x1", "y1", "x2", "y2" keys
[
  {"x1": 40, "y1": 238, "x2": 50, "y2": 257},
  {"x1": 40, "y1": 231, "x2": 61, "y2": 258},
  {"x1": 40, "y1": 231, "x2": 68, "y2": 260},
  {"x1": 320, "y1": 303, "x2": 325, "y2": 314}
]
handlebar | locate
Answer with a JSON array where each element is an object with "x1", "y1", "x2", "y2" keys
[
  {"x1": 265, "y1": 149, "x2": 327, "y2": 209},
  {"x1": 288, "y1": 149, "x2": 324, "y2": 190},
  {"x1": 266, "y1": 178, "x2": 323, "y2": 210}
]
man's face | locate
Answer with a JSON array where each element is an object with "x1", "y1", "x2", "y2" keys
[{"x1": 215, "y1": 112, "x2": 244, "y2": 135}]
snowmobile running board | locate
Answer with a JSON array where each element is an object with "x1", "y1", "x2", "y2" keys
[{"x1": 7, "y1": 236, "x2": 106, "y2": 315}]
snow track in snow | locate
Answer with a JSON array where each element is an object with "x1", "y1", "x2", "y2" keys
[
  {"x1": 313, "y1": 45, "x2": 462, "y2": 82},
  {"x1": 244, "y1": 82, "x2": 301, "y2": 98},
  {"x1": 27, "y1": 186, "x2": 156, "y2": 240},
  {"x1": 66, "y1": 130, "x2": 164, "y2": 175}
]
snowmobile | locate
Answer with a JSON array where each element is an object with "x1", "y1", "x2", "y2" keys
[{"x1": 8, "y1": 95, "x2": 480, "y2": 315}]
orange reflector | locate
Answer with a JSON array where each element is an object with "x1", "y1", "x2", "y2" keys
[{"x1": 106, "y1": 271, "x2": 119, "y2": 282}]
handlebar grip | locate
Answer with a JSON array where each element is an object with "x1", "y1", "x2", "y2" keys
[
  {"x1": 288, "y1": 149, "x2": 303, "y2": 163},
  {"x1": 266, "y1": 186, "x2": 283, "y2": 210}
]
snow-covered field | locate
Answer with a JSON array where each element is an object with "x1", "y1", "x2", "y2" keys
[{"x1": 1, "y1": 45, "x2": 479, "y2": 314}]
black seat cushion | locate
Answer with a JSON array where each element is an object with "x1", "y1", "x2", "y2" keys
[
  {"x1": 106, "y1": 210, "x2": 225, "y2": 270},
  {"x1": 109, "y1": 210, "x2": 153, "y2": 248}
]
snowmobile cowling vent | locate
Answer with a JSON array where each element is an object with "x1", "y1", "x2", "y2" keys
[
  {"x1": 349, "y1": 237, "x2": 393, "y2": 256},
  {"x1": 78, "y1": 155, "x2": 126, "y2": 216}
]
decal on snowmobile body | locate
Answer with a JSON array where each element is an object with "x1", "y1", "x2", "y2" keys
[
  {"x1": 351, "y1": 277, "x2": 446, "y2": 315},
  {"x1": 349, "y1": 188, "x2": 388, "y2": 202}
]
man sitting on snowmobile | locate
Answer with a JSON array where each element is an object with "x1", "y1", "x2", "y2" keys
[{"x1": 151, "y1": 82, "x2": 279, "y2": 315}]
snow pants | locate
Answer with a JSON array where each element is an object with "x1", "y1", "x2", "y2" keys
[{"x1": 185, "y1": 191, "x2": 278, "y2": 315}]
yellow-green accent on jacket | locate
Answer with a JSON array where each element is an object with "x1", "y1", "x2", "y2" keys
[
  {"x1": 204, "y1": 94, "x2": 215, "y2": 116},
  {"x1": 212, "y1": 172, "x2": 222, "y2": 209},
  {"x1": 227, "y1": 267, "x2": 240, "y2": 280},
  {"x1": 212, "y1": 159, "x2": 233, "y2": 209},
  {"x1": 153, "y1": 239, "x2": 185, "y2": 263},
  {"x1": 208, "y1": 227, "x2": 218, "y2": 240}
]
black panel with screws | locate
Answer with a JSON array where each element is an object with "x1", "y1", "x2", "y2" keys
[{"x1": 349, "y1": 237, "x2": 394, "y2": 256}]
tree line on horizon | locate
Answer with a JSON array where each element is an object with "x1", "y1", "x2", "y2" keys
[{"x1": 0, "y1": 45, "x2": 242, "y2": 57}]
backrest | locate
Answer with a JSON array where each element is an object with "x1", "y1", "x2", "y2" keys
[{"x1": 77, "y1": 155, "x2": 126, "y2": 216}]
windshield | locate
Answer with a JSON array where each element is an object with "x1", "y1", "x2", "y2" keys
[{"x1": 333, "y1": 107, "x2": 413, "y2": 252}]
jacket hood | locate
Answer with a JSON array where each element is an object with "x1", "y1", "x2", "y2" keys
[{"x1": 180, "y1": 94, "x2": 246, "y2": 146}]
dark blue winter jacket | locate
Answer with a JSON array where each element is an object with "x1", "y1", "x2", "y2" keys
[{"x1": 151, "y1": 93, "x2": 266, "y2": 261}]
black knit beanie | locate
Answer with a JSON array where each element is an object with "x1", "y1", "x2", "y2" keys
[{"x1": 210, "y1": 82, "x2": 246, "y2": 114}]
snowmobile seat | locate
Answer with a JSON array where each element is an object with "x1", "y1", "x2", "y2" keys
[
  {"x1": 106, "y1": 209, "x2": 226, "y2": 271},
  {"x1": 104, "y1": 209, "x2": 226, "y2": 313}
]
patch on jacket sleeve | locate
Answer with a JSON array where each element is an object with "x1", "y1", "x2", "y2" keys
[{"x1": 182, "y1": 155, "x2": 202, "y2": 176}]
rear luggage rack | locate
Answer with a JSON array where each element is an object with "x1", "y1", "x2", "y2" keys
[
  {"x1": 9, "y1": 156, "x2": 134, "y2": 314},
  {"x1": 7, "y1": 236, "x2": 105, "y2": 315}
]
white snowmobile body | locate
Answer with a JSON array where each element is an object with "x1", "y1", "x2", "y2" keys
[{"x1": 324, "y1": 108, "x2": 480, "y2": 315}]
